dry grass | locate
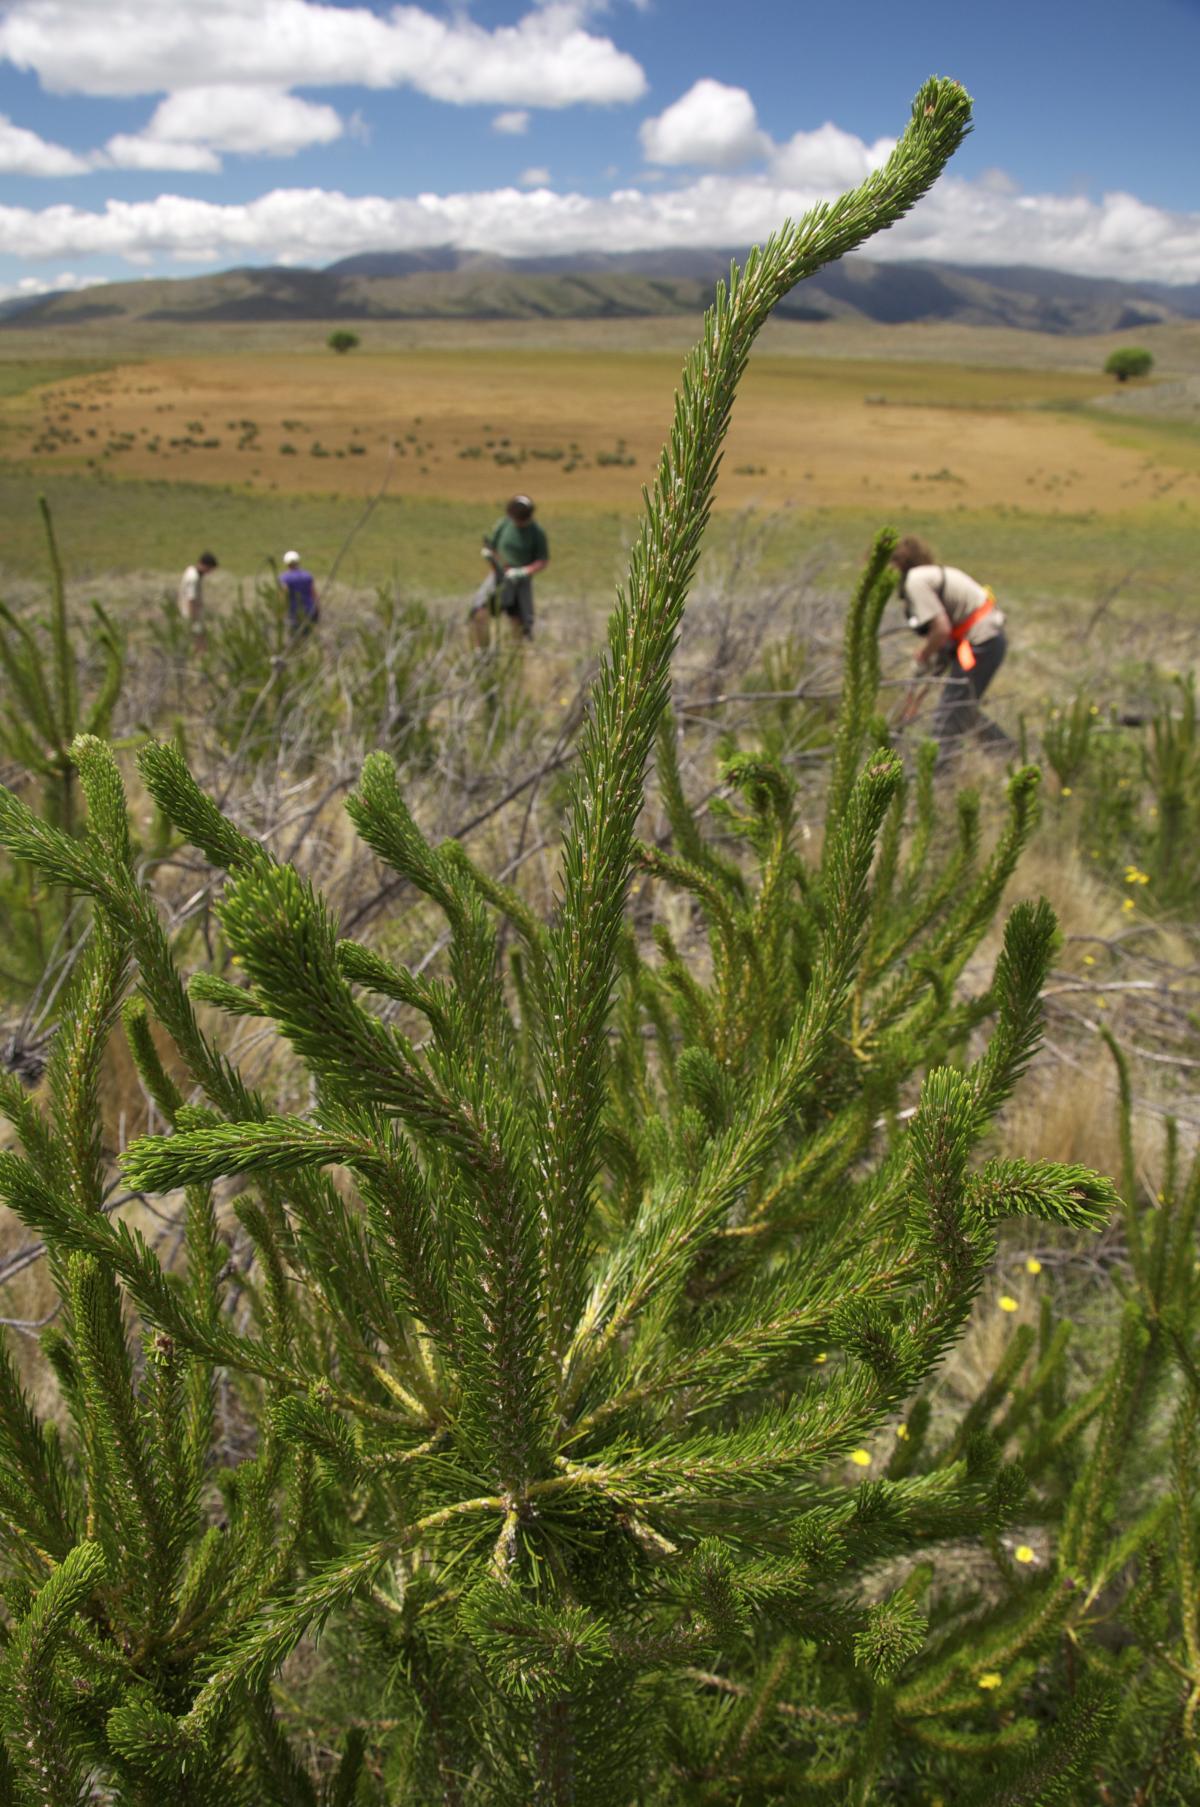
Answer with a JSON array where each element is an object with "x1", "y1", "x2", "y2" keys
[
  {"x1": 1003, "y1": 1057, "x2": 1144, "y2": 1181},
  {"x1": 984, "y1": 799, "x2": 1196, "y2": 1205},
  {"x1": 1003, "y1": 836, "x2": 1127, "y2": 958},
  {"x1": 4, "y1": 343, "x2": 1198, "y2": 523}
]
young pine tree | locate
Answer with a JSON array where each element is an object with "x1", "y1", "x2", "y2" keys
[
  {"x1": 0, "y1": 496, "x2": 124, "y2": 837},
  {"x1": 0, "y1": 78, "x2": 1192, "y2": 1805},
  {"x1": 0, "y1": 495, "x2": 125, "y2": 1048}
]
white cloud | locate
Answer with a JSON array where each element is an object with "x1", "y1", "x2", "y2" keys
[
  {"x1": 0, "y1": 0, "x2": 647, "y2": 107},
  {"x1": 493, "y1": 110, "x2": 531, "y2": 135},
  {"x1": 150, "y1": 85, "x2": 343, "y2": 157},
  {"x1": 104, "y1": 138, "x2": 221, "y2": 174},
  {"x1": 0, "y1": 110, "x2": 87, "y2": 175},
  {"x1": 519, "y1": 166, "x2": 551, "y2": 187},
  {"x1": 977, "y1": 167, "x2": 1020, "y2": 197},
  {"x1": 640, "y1": 79, "x2": 770, "y2": 169},
  {"x1": 104, "y1": 86, "x2": 343, "y2": 171},
  {"x1": 769, "y1": 123, "x2": 895, "y2": 190},
  {"x1": 0, "y1": 269, "x2": 105, "y2": 302},
  {"x1": 1, "y1": 128, "x2": 1197, "y2": 285}
]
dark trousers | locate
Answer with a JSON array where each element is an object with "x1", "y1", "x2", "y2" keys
[
  {"x1": 929, "y1": 631, "x2": 1012, "y2": 764},
  {"x1": 470, "y1": 570, "x2": 534, "y2": 637}
]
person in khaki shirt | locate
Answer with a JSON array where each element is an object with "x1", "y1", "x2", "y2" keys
[
  {"x1": 178, "y1": 550, "x2": 217, "y2": 654},
  {"x1": 890, "y1": 535, "x2": 1013, "y2": 763}
]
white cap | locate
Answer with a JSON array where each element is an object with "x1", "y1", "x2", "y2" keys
[{"x1": 283, "y1": 549, "x2": 300, "y2": 566}]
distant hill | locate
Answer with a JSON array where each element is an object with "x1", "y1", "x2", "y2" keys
[{"x1": 4, "y1": 249, "x2": 1197, "y2": 335}]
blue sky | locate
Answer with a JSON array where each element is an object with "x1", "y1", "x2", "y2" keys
[{"x1": 0, "y1": 0, "x2": 1196, "y2": 300}]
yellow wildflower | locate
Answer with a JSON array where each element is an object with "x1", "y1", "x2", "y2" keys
[
  {"x1": 850, "y1": 1449, "x2": 871, "y2": 1468},
  {"x1": 999, "y1": 1295, "x2": 1019, "y2": 1313},
  {"x1": 1061, "y1": 786, "x2": 1072, "y2": 796},
  {"x1": 896, "y1": 1423, "x2": 909, "y2": 1440},
  {"x1": 978, "y1": 1672, "x2": 1003, "y2": 1690},
  {"x1": 813, "y1": 1352, "x2": 827, "y2": 1365},
  {"x1": 1025, "y1": 1256, "x2": 1042, "y2": 1276},
  {"x1": 1083, "y1": 954, "x2": 1095, "y2": 966},
  {"x1": 1015, "y1": 1545, "x2": 1035, "y2": 1564}
]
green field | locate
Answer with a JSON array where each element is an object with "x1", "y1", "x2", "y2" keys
[
  {"x1": 1, "y1": 465, "x2": 1195, "y2": 629},
  {"x1": 0, "y1": 357, "x2": 112, "y2": 400}
]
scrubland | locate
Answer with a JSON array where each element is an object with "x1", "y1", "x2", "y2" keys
[
  {"x1": 2, "y1": 310, "x2": 1197, "y2": 1426},
  {"x1": 0, "y1": 259, "x2": 1199, "y2": 1797}
]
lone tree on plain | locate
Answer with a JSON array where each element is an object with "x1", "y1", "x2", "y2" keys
[
  {"x1": 327, "y1": 329, "x2": 360, "y2": 355},
  {"x1": 1105, "y1": 345, "x2": 1154, "y2": 382}
]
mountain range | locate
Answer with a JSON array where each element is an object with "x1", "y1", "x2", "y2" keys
[{"x1": 4, "y1": 249, "x2": 1198, "y2": 336}]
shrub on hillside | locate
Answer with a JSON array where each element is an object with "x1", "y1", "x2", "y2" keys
[{"x1": 1104, "y1": 345, "x2": 1154, "y2": 381}]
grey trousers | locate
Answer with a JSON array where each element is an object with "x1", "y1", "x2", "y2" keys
[
  {"x1": 929, "y1": 632, "x2": 1012, "y2": 764},
  {"x1": 471, "y1": 570, "x2": 534, "y2": 637}
]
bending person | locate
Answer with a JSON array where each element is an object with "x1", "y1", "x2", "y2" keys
[
  {"x1": 469, "y1": 494, "x2": 548, "y2": 646},
  {"x1": 890, "y1": 535, "x2": 1013, "y2": 764}
]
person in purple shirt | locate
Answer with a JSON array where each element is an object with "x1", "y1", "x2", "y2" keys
[{"x1": 279, "y1": 550, "x2": 320, "y2": 635}]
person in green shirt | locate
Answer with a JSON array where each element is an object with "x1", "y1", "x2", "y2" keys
[{"x1": 469, "y1": 494, "x2": 549, "y2": 646}]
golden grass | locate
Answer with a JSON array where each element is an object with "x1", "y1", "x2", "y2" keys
[
  {"x1": 4, "y1": 342, "x2": 1198, "y2": 524},
  {"x1": 1003, "y1": 837, "x2": 1127, "y2": 959}
]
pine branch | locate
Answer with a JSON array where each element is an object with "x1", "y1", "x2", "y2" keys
[
  {"x1": 186, "y1": 1502, "x2": 503, "y2": 1733},
  {"x1": 958, "y1": 1677, "x2": 1116, "y2": 1806},
  {"x1": 0, "y1": 1540, "x2": 106, "y2": 1806},
  {"x1": 535, "y1": 85, "x2": 974, "y2": 1367},
  {"x1": 0, "y1": 1330, "x2": 78, "y2": 1572},
  {"x1": 39, "y1": 494, "x2": 77, "y2": 751},
  {"x1": 573, "y1": 754, "x2": 902, "y2": 1370}
]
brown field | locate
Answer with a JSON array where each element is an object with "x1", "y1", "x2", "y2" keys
[{"x1": 3, "y1": 316, "x2": 1199, "y2": 520}]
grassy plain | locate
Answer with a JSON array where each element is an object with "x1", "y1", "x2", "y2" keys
[{"x1": 0, "y1": 313, "x2": 1196, "y2": 604}]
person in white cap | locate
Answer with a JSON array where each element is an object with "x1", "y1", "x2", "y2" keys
[
  {"x1": 278, "y1": 550, "x2": 320, "y2": 636},
  {"x1": 469, "y1": 494, "x2": 548, "y2": 647}
]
